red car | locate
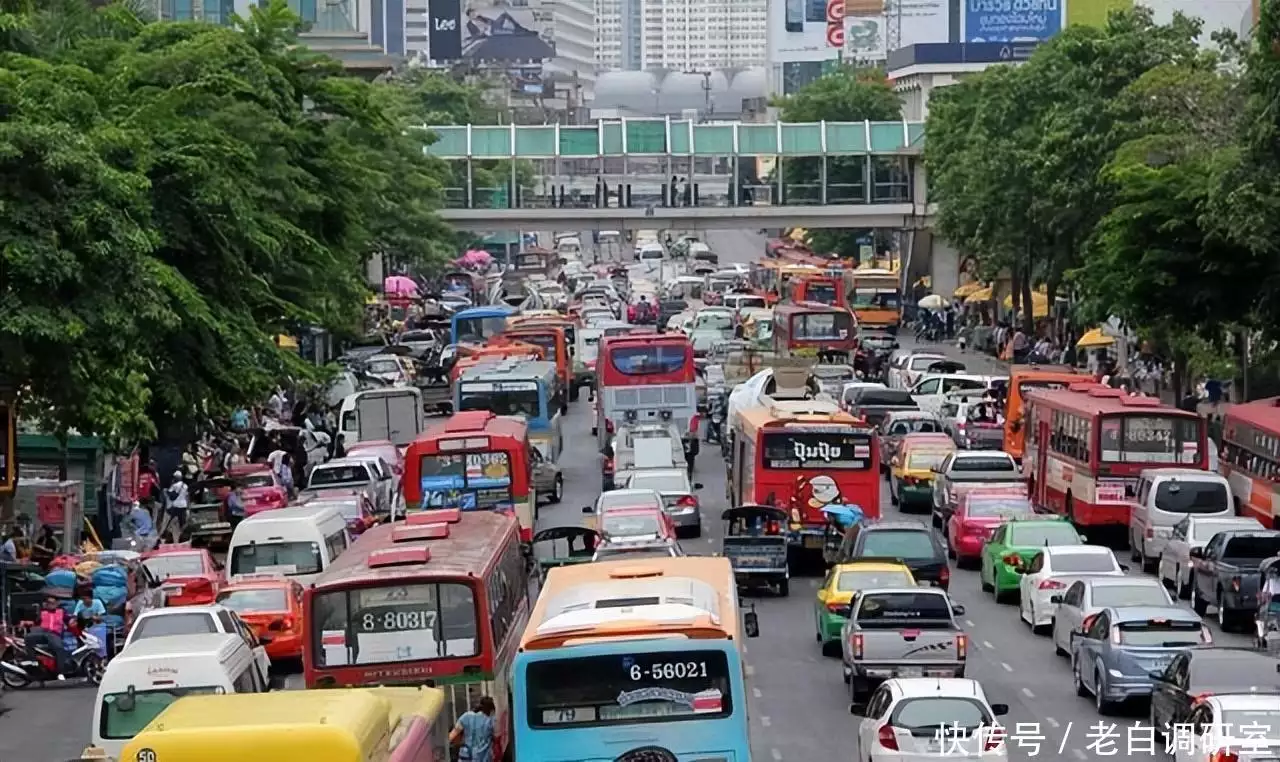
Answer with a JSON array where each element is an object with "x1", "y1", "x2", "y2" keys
[
  {"x1": 228, "y1": 463, "x2": 289, "y2": 517},
  {"x1": 598, "y1": 504, "x2": 678, "y2": 543},
  {"x1": 141, "y1": 545, "x2": 224, "y2": 607},
  {"x1": 346, "y1": 440, "x2": 403, "y2": 478},
  {"x1": 946, "y1": 489, "x2": 1035, "y2": 568},
  {"x1": 215, "y1": 578, "x2": 305, "y2": 661}
]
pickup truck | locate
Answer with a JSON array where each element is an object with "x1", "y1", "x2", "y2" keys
[
  {"x1": 930, "y1": 450, "x2": 1025, "y2": 528},
  {"x1": 1190, "y1": 529, "x2": 1280, "y2": 631},
  {"x1": 839, "y1": 587, "x2": 968, "y2": 704}
]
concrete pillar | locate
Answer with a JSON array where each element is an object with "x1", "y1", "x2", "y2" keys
[{"x1": 930, "y1": 238, "x2": 961, "y2": 300}]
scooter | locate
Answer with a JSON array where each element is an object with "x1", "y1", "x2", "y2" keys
[{"x1": 0, "y1": 620, "x2": 107, "y2": 688}]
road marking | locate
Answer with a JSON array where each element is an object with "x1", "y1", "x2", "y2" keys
[
  {"x1": 760, "y1": 716, "x2": 772, "y2": 727},
  {"x1": 745, "y1": 664, "x2": 756, "y2": 676},
  {"x1": 1045, "y1": 717, "x2": 1061, "y2": 728},
  {"x1": 1001, "y1": 662, "x2": 1013, "y2": 672},
  {"x1": 1072, "y1": 750, "x2": 1087, "y2": 760},
  {"x1": 752, "y1": 687, "x2": 762, "y2": 698},
  {"x1": 982, "y1": 640, "x2": 994, "y2": 650},
  {"x1": 742, "y1": 645, "x2": 748, "y2": 655},
  {"x1": 770, "y1": 749, "x2": 782, "y2": 761},
  {"x1": 707, "y1": 538, "x2": 715, "y2": 544},
  {"x1": 966, "y1": 620, "x2": 976, "y2": 628},
  {"x1": 1021, "y1": 687, "x2": 1035, "y2": 698}
]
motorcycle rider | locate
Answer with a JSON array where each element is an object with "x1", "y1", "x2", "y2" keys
[{"x1": 25, "y1": 596, "x2": 69, "y2": 680}]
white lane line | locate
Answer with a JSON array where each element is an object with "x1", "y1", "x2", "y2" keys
[
  {"x1": 1001, "y1": 662, "x2": 1013, "y2": 672},
  {"x1": 966, "y1": 620, "x2": 976, "y2": 628},
  {"x1": 1072, "y1": 750, "x2": 1087, "y2": 760},
  {"x1": 771, "y1": 749, "x2": 783, "y2": 761},
  {"x1": 982, "y1": 640, "x2": 994, "y2": 650},
  {"x1": 1021, "y1": 687, "x2": 1035, "y2": 698},
  {"x1": 742, "y1": 645, "x2": 748, "y2": 655},
  {"x1": 1045, "y1": 717, "x2": 1061, "y2": 728},
  {"x1": 760, "y1": 716, "x2": 772, "y2": 727},
  {"x1": 752, "y1": 687, "x2": 762, "y2": 698},
  {"x1": 745, "y1": 665, "x2": 756, "y2": 676}
]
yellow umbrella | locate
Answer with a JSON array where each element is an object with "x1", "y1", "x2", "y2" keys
[
  {"x1": 1003, "y1": 291, "x2": 1051, "y2": 317},
  {"x1": 787, "y1": 228, "x2": 808, "y2": 242},
  {"x1": 1076, "y1": 328, "x2": 1115, "y2": 348},
  {"x1": 965, "y1": 286, "x2": 994, "y2": 303},
  {"x1": 953, "y1": 282, "x2": 984, "y2": 299}
]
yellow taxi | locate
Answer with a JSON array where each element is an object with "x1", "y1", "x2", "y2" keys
[
  {"x1": 889, "y1": 433, "x2": 956, "y2": 512},
  {"x1": 815, "y1": 559, "x2": 916, "y2": 655}
]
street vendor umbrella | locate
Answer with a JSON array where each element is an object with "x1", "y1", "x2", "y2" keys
[
  {"x1": 455, "y1": 249, "x2": 492, "y2": 269},
  {"x1": 1003, "y1": 290, "x2": 1051, "y2": 318},
  {"x1": 384, "y1": 275, "x2": 418, "y2": 296},
  {"x1": 821, "y1": 504, "x2": 865, "y2": 529},
  {"x1": 917, "y1": 294, "x2": 948, "y2": 310},
  {"x1": 1076, "y1": 327, "x2": 1115, "y2": 348}
]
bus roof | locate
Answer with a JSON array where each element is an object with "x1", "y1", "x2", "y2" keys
[
  {"x1": 455, "y1": 305, "x2": 517, "y2": 319},
  {"x1": 120, "y1": 688, "x2": 443, "y2": 761},
  {"x1": 312, "y1": 511, "x2": 517, "y2": 589},
  {"x1": 601, "y1": 333, "x2": 691, "y2": 348},
  {"x1": 415, "y1": 410, "x2": 528, "y2": 442},
  {"x1": 1023, "y1": 383, "x2": 1199, "y2": 417},
  {"x1": 458, "y1": 359, "x2": 557, "y2": 383},
  {"x1": 1009, "y1": 364, "x2": 1082, "y2": 380},
  {"x1": 1225, "y1": 397, "x2": 1280, "y2": 431},
  {"x1": 519, "y1": 556, "x2": 738, "y2": 651},
  {"x1": 736, "y1": 403, "x2": 872, "y2": 435}
]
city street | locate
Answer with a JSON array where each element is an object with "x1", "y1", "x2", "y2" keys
[{"x1": 1, "y1": 229, "x2": 1246, "y2": 761}]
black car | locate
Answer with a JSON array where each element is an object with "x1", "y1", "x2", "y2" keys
[
  {"x1": 827, "y1": 519, "x2": 949, "y2": 590},
  {"x1": 658, "y1": 299, "x2": 689, "y2": 330},
  {"x1": 1150, "y1": 647, "x2": 1280, "y2": 728}
]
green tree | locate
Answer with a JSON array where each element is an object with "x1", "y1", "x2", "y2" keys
[{"x1": 773, "y1": 66, "x2": 902, "y2": 260}]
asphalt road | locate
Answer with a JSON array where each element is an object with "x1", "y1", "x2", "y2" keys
[{"x1": 2, "y1": 229, "x2": 1250, "y2": 761}]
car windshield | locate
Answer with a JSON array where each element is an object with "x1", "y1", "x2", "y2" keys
[
  {"x1": 1116, "y1": 620, "x2": 1204, "y2": 647},
  {"x1": 909, "y1": 356, "x2": 946, "y2": 371},
  {"x1": 857, "y1": 592, "x2": 951, "y2": 620},
  {"x1": 892, "y1": 697, "x2": 990, "y2": 734},
  {"x1": 310, "y1": 466, "x2": 368, "y2": 487},
  {"x1": 696, "y1": 313, "x2": 734, "y2": 331},
  {"x1": 837, "y1": 569, "x2": 913, "y2": 591},
  {"x1": 367, "y1": 359, "x2": 401, "y2": 375},
  {"x1": 1220, "y1": 709, "x2": 1280, "y2": 738},
  {"x1": 602, "y1": 513, "x2": 662, "y2": 539},
  {"x1": 952, "y1": 456, "x2": 1015, "y2": 472},
  {"x1": 598, "y1": 492, "x2": 659, "y2": 511},
  {"x1": 230, "y1": 541, "x2": 321, "y2": 577},
  {"x1": 143, "y1": 553, "x2": 206, "y2": 579},
  {"x1": 1091, "y1": 584, "x2": 1170, "y2": 607},
  {"x1": 862, "y1": 530, "x2": 937, "y2": 560},
  {"x1": 626, "y1": 473, "x2": 689, "y2": 493},
  {"x1": 1050, "y1": 552, "x2": 1118, "y2": 573},
  {"x1": 217, "y1": 587, "x2": 289, "y2": 613},
  {"x1": 907, "y1": 451, "x2": 949, "y2": 471},
  {"x1": 966, "y1": 498, "x2": 1033, "y2": 517},
  {"x1": 1009, "y1": 523, "x2": 1081, "y2": 547},
  {"x1": 1155, "y1": 481, "x2": 1229, "y2": 514},
  {"x1": 100, "y1": 687, "x2": 223, "y2": 739},
  {"x1": 130, "y1": 612, "x2": 217, "y2": 642}
]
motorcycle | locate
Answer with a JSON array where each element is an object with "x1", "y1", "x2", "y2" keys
[{"x1": 0, "y1": 620, "x2": 107, "y2": 688}]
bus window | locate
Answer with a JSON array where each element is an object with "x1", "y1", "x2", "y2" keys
[
  {"x1": 458, "y1": 382, "x2": 542, "y2": 418},
  {"x1": 791, "y1": 312, "x2": 852, "y2": 340},
  {"x1": 311, "y1": 582, "x2": 480, "y2": 665},
  {"x1": 609, "y1": 345, "x2": 688, "y2": 375}
]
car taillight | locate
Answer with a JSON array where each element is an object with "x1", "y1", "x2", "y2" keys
[
  {"x1": 939, "y1": 566, "x2": 950, "y2": 586},
  {"x1": 1145, "y1": 525, "x2": 1155, "y2": 539},
  {"x1": 877, "y1": 725, "x2": 898, "y2": 750},
  {"x1": 603, "y1": 457, "x2": 615, "y2": 473},
  {"x1": 1002, "y1": 553, "x2": 1022, "y2": 566},
  {"x1": 1192, "y1": 691, "x2": 1214, "y2": 702},
  {"x1": 677, "y1": 495, "x2": 698, "y2": 507},
  {"x1": 984, "y1": 726, "x2": 1005, "y2": 751},
  {"x1": 1110, "y1": 626, "x2": 1121, "y2": 645},
  {"x1": 852, "y1": 632, "x2": 864, "y2": 659},
  {"x1": 1039, "y1": 579, "x2": 1066, "y2": 590},
  {"x1": 767, "y1": 520, "x2": 782, "y2": 534},
  {"x1": 1081, "y1": 614, "x2": 1097, "y2": 632},
  {"x1": 1210, "y1": 751, "x2": 1239, "y2": 762},
  {"x1": 956, "y1": 633, "x2": 967, "y2": 659},
  {"x1": 826, "y1": 602, "x2": 849, "y2": 615}
]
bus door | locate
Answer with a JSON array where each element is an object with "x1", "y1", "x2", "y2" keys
[{"x1": 1035, "y1": 417, "x2": 1051, "y2": 505}]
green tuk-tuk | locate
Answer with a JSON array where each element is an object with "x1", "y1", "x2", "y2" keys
[{"x1": 532, "y1": 527, "x2": 600, "y2": 582}]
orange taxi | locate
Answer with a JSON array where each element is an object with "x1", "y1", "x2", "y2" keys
[{"x1": 215, "y1": 577, "x2": 305, "y2": 661}]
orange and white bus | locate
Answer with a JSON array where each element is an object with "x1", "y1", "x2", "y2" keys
[
  {"x1": 303, "y1": 510, "x2": 531, "y2": 760},
  {"x1": 1220, "y1": 398, "x2": 1280, "y2": 527},
  {"x1": 512, "y1": 557, "x2": 755, "y2": 762},
  {"x1": 1023, "y1": 383, "x2": 1207, "y2": 531},
  {"x1": 1003, "y1": 365, "x2": 1087, "y2": 462}
]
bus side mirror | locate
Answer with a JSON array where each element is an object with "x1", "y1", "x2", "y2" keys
[
  {"x1": 582, "y1": 505, "x2": 593, "y2": 514},
  {"x1": 744, "y1": 607, "x2": 760, "y2": 638}
]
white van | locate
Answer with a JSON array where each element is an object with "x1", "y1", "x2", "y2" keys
[
  {"x1": 638, "y1": 242, "x2": 665, "y2": 263},
  {"x1": 92, "y1": 633, "x2": 266, "y2": 756},
  {"x1": 338, "y1": 387, "x2": 423, "y2": 448},
  {"x1": 556, "y1": 236, "x2": 582, "y2": 258},
  {"x1": 1129, "y1": 468, "x2": 1234, "y2": 572},
  {"x1": 909, "y1": 373, "x2": 1002, "y2": 415},
  {"x1": 226, "y1": 503, "x2": 349, "y2": 586}
]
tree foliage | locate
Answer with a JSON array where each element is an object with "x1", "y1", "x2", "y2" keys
[
  {"x1": 773, "y1": 67, "x2": 902, "y2": 259},
  {"x1": 0, "y1": 0, "x2": 468, "y2": 440}
]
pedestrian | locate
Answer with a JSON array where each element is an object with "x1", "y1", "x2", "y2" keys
[
  {"x1": 277, "y1": 452, "x2": 295, "y2": 497},
  {"x1": 450, "y1": 696, "x2": 497, "y2": 762},
  {"x1": 0, "y1": 525, "x2": 20, "y2": 563},
  {"x1": 164, "y1": 471, "x2": 190, "y2": 540}
]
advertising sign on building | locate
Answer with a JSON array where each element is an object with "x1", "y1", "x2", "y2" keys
[
  {"x1": 845, "y1": 16, "x2": 888, "y2": 61},
  {"x1": 962, "y1": 0, "x2": 1064, "y2": 42},
  {"x1": 428, "y1": 0, "x2": 463, "y2": 60}
]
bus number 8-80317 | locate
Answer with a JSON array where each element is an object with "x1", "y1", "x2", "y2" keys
[{"x1": 358, "y1": 609, "x2": 438, "y2": 632}]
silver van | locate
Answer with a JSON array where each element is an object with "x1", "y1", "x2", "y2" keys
[{"x1": 1129, "y1": 468, "x2": 1234, "y2": 573}]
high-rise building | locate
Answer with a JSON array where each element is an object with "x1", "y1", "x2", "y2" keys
[
  {"x1": 596, "y1": 0, "x2": 768, "y2": 72},
  {"x1": 536, "y1": 0, "x2": 599, "y2": 103}
]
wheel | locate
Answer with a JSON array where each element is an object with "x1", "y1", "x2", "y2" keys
[
  {"x1": 0, "y1": 649, "x2": 31, "y2": 690},
  {"x1": 569, "y1": 384, "x2": 580, "y2": 402},
  {"x1": 82, "y1": 655, "x2": 105, "y2": 686},
  {"x1": 1177, "y1": 570, "x2": 1191, "y2": 600},
  {"x1": 1141, "y1": 548, "x2": 1157, "y2": 574},
  {"x1": 1094, "y1": 670, "x2": 1115, "y2": 715},
  {"x1": 1130, "y1": 539, "x2": 1142, "y2": 563},
  {"x1": 547, "y1": 475, "x2": 563, "y2": 504},
  {"x1": 1073, "y1": 659, "x2": 1088, "y2": 697},
  {"x1": 1218, "y1": 595, "x2": 1236, "y2": 632},
  {"x1": 980, "y1": 562, "x2": 994, "y2": 593},
  {"x1": 778, "y1": 579, "x2": 789, "y2": 596},
  {"x1": 994, "y1": 585, "x2": 1015, "y2": 604},
  {"x1": 1192, "y1": 581, "x2": 1209, "y2": 615},
  {"x1": 688, "y1": 524, "x2": 702, "y2": 539},
  {"x1": 821, "y1": 640, "x2": 841, "y2": 657}
]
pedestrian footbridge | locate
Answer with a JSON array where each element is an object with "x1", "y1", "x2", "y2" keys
[{"x1": 421, "y1": 119, "x2": 932, "y2": 231}]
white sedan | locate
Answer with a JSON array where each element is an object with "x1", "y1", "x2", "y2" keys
[
  {"x1": 1158, "y1": 515, "x2": 1265, "y2": 598},
  {"x1": 858, "y1": 678, "x2": 1008, "y2": 762},
  {"x1": 1174, "y1": 694, "x2": 1280, "y2": 762},
  {"x1": 1017, "y1": 545, "x2": 1126, "y2": 634},
  {"x1": 1049, "y1": 576, "x2": 1172, "y2": 657}
]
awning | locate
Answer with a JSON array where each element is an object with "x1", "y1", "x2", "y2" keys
[
  {"x1": 953, "y1": 282, "x2": 984, "y2": 298},
  {"x1": 1076, "y1": 328, "x2": 1115, "y2": 348},
  {"x1": 275, "y1": 335, "x2": 299, "y2": 350},
  {"x1": 1003, "y1": 291, "x2": 1050, "y2": 318},
  {"x1": 787, "y1": 228, "x2": 808, "y2": 242},
  {"x1": 964, "y1": 287, "x2": 994, "y2": 303}
]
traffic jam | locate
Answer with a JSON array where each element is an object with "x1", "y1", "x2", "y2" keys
[{"x1": 3, "y1": 231, "x2": 1279, "y2": 762}]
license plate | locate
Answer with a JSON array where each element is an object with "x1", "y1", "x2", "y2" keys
[
  {"x1": 199, "y1": 522, "x2": 231, "y2": 530},
  {"x1": 803, "y1": 535, "x2": 824, "y2": 549},
  {"x1": 899, "y1": 667, "x2": 923, "y2": 677}
]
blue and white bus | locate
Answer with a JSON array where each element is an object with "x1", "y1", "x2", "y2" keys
[{"x1": 451, "y1": 305, "x2": 517, "y2": 345}]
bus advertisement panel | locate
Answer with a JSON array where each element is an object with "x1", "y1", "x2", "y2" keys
[
  {"x1": 403, "y1": 412, "x2": 537, "y2": 541},
  {"x1": 731, "y1": 403, "x2": 880, "y2": 559},
  {"x1": 303, "y1": 511, "x2": 531, "y2": 760},
  {"x1": 513, "y1": 557, "x2": 753, "y2": 762},
  {"x1": 1220, "y1": 398, "x2": 1280, "y2": 526},
  {"x1": 1024, "y1": 383, "x2": 1207, "y2": 530},
  {"x1": 1002, "y1": 365, "x2": 1085, "y2": 462},
  {"x1": 596, "y1": 335, "x2": 699, "y2": 457}
]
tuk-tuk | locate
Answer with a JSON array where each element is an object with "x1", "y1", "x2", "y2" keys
[
  {"x1": 720, "y1": 506, "x2": 791, "y2": 596},
  {"x1": 183, "y1": 476, "x2": 236, "y2": 548},
  {"x1": 531, "y1": 527, "x2": 600, "y2": 582}
]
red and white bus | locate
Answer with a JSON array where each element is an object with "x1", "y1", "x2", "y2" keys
[
  {"x1": 594, "y1": 333, "x2": 699, "y2": 457},
  {"x1": 1220, "y1": 398, "x2": 1280, "y2": 527},
  {"x1": 303, "y1": 510, "x2": 530, "y2": 759},
  {"x1": 402, "y1": 412, "x2": 538, "y2": 542},
  {"x1": 1023, "y1": 382, "x2": 1207, "y2": 531}
]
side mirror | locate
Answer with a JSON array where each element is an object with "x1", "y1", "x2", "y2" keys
[
  {"x1": 816, "y1": 589, "x2": 828, "y2": 601},
  {"x1": 694, "y1": 483, "x2": 704, "y2": 490},
  {"x1": 744, "y1": 607, "x2": 760, "y2": 638},
  {"x1": 1148, "y1": 670, "x2": 1165, "y2": 681},
  {"x1": 990, "y1": 703, "x2": 1009, "y2": 717},
  {"x1": 1050, "y1": 595, "x2": 1063, "y2": 604},
  {"x1": 582, "y1": 505, "x2": 593, "y2": 514},
  {"x1": 1189, "y1": 547, "x2": 1205, "y2": 559},
  {"x1": 951, "y1": 604, "x2": 965, "y2": 616}
]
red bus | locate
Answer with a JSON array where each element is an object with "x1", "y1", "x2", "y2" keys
[
  {"x1": 303, "y1": 510, "x2": 530, "y2": 759},
  {"x1": 788, "y1": 274, "x2": 847, "y2": 308},
  {"x1": 594, "y1": 333, "x2": 699, "y2": 458},
  {"x1": 729, "y1": 400, "x2": 880, "y2": 560},
  {"x1": 1219, "y1": 398, "x2": 1280, "y2": 527},
  {"x1": 1023, "y1": 382, "x2": 1207, "y2": 530},
  {"x1": 772, "y1": 302, "x2": 857, "y2": 360},
  {"x1": 403, "y1": 412, "x2": 537, "y2": 542}
]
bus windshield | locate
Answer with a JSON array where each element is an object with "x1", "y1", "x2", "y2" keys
[
  {"x1": 851, "y1": 290, "x2": 900, "y2": 309},
  {"x1": 762, "y1": 431, "x2": 872, "y2": 469},
  {"x1": 512, "y1": 334, "x2": 558, "y2": 362},
  {"x1": 790, "y1": 312, "x2": 853, "y2": 341},
  {"x1": 458, "y1": 381, "x2": 544, "y2": 419},
  {"x1": 1100, "y1": 415, "x2": 1201, "y2": 464},
  {"x1": 419, "y1": 452, "x2": 514, "y2": 510},
  {"x1": 455, "y1": 316, "x2": 507, "y2": 344},
  {"x1": 804, "y1": 282, "x2": 838, "y2": 304},
  {"x1": 525, "y1": 651, "x2": 732, "y2": 728},
  {"x1": 310, "y1": 582, "x2": 479, "y2": 666},
  {"x1": 609, "y1": 344, "x2": 688, "y2": 375}
]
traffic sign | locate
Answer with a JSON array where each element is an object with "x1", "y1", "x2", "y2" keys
[
  {"x1": 826, "y1": 22, "x2": 845, "y2": 48},
  {"x1": 826, "y1": 0, "x2": 845, "y2": 23}
]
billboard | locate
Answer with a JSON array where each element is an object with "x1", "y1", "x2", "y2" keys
[
  {"x1": 461, "y1": 0, "x2": 555, "y2": 62},
  {"x1": 846, "y1": 15, "x2": 888, "y2": 61},
  {"x1": 962, "y1": 0, "x2": 1064, "y2": 42},
  {"x1": 428, "y1": 0, "x2": 463, "y2": 60}
]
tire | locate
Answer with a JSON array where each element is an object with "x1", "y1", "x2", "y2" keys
[
  {"x1": 1, "y1": 649, "x2": 31, "y2": 690},
  {"x1": 1192, "y1": 582, "x2": 1209, "y2": 616},
  {"x1": 1094, "y1": 670, "x2": 1115, "y2": 715},
  {"x1": 548, "y1": 475, "x2": 563, "y2": 504},
  {"x1": 1218, "y1": 595, "x2": 1236, "y2": 633},
  {"x1": 1073, "y1": 659, "x2": 1088, "y2": 698},
  {"x1": 81, "y1": 655, "x2": 105, "y2": 686},
  {"x1": 821, "y1": 640, "x2": 842, "y2": 658},
  {"x1": 778, "y1": 579, "x2": 788, "y2": 596},
  {"x1": 1177, "y1": 569, "x2": 1191, "y2": 600},
  {"x1": 994, "y1": 584, "x2": 1015, "y2": 604},
  {"x1": 1053, "y1": 622, "x2": 1068, "y2": 657},
  {"x1": 980, "y1": 563, "x2": 994, "y2": 593}
]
